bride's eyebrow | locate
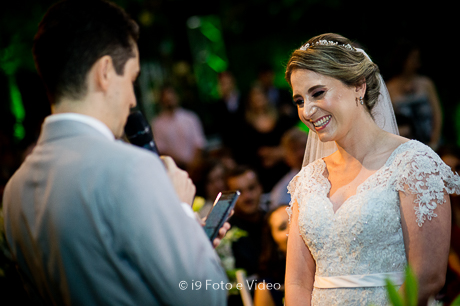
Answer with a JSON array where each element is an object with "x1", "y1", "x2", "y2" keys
[
  {"x1": 308, "y1": 84, "x2": 325, "y2": 94},
  {"x1": 292, "y1": 84, "x2": 326, "y2": 100},
  {"x1": 292, "y1": 94, "x2": 303, "y2": 100}
]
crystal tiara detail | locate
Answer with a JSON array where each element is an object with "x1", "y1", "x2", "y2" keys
[{"x1": 299, "y1": 40, "x2": 355, "y2": 51}]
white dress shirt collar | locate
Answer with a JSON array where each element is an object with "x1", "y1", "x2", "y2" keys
[{"x1": 45, "y1": 113, "x2": 115, "y2": 141}]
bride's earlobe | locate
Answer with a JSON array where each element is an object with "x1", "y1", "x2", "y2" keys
[
  {"x1": 355, "y1": 79, "x2": 366, "y2": 94},
  {"x1": 354, "y1": 81, "x2": 366, "y2": 106}
]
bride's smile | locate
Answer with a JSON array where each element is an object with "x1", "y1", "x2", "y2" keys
[
  {"x1": 311, "y1": 115, "x2": 331, "y2": 129},
  {"x1": 290, "y1": 69, "x2": 366, "y2": 143}
]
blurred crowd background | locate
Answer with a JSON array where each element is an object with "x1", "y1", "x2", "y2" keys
[{"x1": 1, "y1": 0, "x2": 460, "y2": 305}]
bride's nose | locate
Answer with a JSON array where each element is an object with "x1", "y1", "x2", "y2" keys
[{"x1": 303, "y1": 104, "x2": 318, "y2": 120}]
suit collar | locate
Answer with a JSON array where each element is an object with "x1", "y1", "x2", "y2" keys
[
  {"x1": 37, "y1": 116, "x2": 114, "y2": 145},
  {"x1": 45, "y1": 113, "x2": 114, "y2": 140}
]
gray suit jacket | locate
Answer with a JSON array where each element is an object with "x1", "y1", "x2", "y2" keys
[{"x1": 3, "y1": 118, "x2": 227, "y2": 305}]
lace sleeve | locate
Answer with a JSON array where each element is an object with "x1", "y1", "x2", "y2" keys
[
  {"x1": 286, "y1": 161, "x2": 326, "y2": 223},
  {"x1": 394, "y1": 143, "x2": 460, "y2": 227},
  {"x1": 286, "y1": 174, "x2": 300, "y2": 223}
]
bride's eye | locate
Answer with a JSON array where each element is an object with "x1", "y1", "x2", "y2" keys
[
  {"x1": 293, "y1": 98, "x2": 304, "y2": 107},
  {"x1": 312, "y1": 90, "x2": 325, "y2": 98}
]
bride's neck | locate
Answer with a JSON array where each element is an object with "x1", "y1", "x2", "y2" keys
[{"x1": 334, "y1": 120, "x2": 386, "y2": 165}]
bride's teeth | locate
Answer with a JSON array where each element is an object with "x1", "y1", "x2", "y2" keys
[{"x1": 314, "y1": 116, "x2": 330, "y2": 127}]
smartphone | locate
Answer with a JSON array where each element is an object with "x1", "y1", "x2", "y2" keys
[{"x1": 204, "y1": 190, "x2": 240, "y2": 241}]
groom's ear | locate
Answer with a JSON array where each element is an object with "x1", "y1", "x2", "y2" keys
[{"x1": 92, "y1": 55, "x2": 115, "y2": 93}]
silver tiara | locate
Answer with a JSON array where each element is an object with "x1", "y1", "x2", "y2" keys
[{"x1": 300, "y1": 40, "x2": 354, "y2": 51}]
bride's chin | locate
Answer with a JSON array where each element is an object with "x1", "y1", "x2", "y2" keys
[
  {"x1": 316, "y1": 132, "x2": 336, "y2": 143},
  {"x1": 318, "y1": 137, "x2": 332, "y2": 143}
]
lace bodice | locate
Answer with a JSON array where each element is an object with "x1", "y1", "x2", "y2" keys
[{"x1": 287, "y1": 140, "x2": 460, "y2": 305}]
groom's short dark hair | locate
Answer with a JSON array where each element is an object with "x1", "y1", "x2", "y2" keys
[{"x1": 33, "y1": 0, "x2": 139, "y2": 104}]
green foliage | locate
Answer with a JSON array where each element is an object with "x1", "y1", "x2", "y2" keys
[
  {"x1": 215, "y1": 226, "x2": 248, "y2": 294},
  {"x1": 383, "y1": 266, "x2": 419, "y2": 306},
  {"x1": 403, "y1": 266, "x2": 418, "y2": 306},
  {"x1": 452, "y1": 294, "x2": 460, "y2": 306},
  {"x1": 385, "y1": 277, "x2": 404, "y2": 306},
  {"x1": 215, "y1": 227, "x2": 248, "y2": 274},
  {"x1": 187, "y1": 15, "x2": 228, "y2": 103},
  {"x1": 382, "y1": 266, "x2": 460, "y2": 306}
]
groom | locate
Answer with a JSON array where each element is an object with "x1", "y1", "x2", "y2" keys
[{"x1": 2, "y1": 0, "x2": 227, "y2": 305}]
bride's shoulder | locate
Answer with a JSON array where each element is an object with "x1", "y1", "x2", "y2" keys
[
  {"x1": 289, "y1": 159, "x2": 325, "y2": 193},
  {"x1": 386, "y1": 133, "x2": 410, "y2": 149},
  {"x1": 294, "y1": 160, "x2": 327, "y2": 185},
  {"x1": 380, "y1": 134, "x2": 410, "y2": 157},
  {"x1": 300, "y1": 159, "x2": 325, "y2": 175},
  {"x1": 388, "y1": 137, "x2": 442, "y2": 166}
]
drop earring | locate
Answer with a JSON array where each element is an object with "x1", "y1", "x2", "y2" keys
[{"x1": 359, "y1": 97, "x2": 364, "y2": 105}]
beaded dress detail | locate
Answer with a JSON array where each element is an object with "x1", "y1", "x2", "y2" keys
[{"x1": 287, "y1": 140, "x2": 460, "y2": 305}]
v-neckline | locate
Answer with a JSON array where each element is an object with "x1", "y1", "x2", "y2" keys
[{"x1": 320, "y1": 140, "x2": 412, "y2": 215}]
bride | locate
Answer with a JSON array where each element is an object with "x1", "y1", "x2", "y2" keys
[{"x1": 284, "y1": 33, "x2": 459, "y2": 305}]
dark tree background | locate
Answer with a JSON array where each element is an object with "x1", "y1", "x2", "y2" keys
[{"x1": 0, "y1": 0, "x2": 458, "y2": 148}]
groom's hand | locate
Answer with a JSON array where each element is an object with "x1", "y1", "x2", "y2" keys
[
  {"x1": 212, "y1": 221, "x2": 231, "y2": 248},
  {"x1": 161, "y1": 156, "x2": 196, "y2": 206}
]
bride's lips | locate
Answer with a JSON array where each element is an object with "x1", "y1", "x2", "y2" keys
[{"x1": 311, "y1": 115, "x2": 332, "y2": 131}]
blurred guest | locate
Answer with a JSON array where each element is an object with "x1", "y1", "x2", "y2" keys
[
  {"x1": 191, "y1": 158, "x2": 228, "y2": 218},
  {"x1": 207, "y1": 146, "x2": 237, "y2": 172},
  {"x1": 386, "y1": 41, "x2": 442, "y2": 149},
  {"x1": 225, "y1": 166, "x2": 267, "y2": 276},
  {"x1": 395, "y1": 113, "x2": 416, "y2": 140},
  {"x1": 254, "y1": 204, "x2": 289, "y2": 306},
  {"x1": 151, "y1": 84, "x2": 206, "y2": 171},
  {"x1": 237, "y1": 85, "x2": 293, "y2": 192},
  {"x1": 217, "y1": 166, "x2": 266, "y2": 277},
  {"x1": 217, "y1": 71, "x2": 243, "y2": 116},
  {"x1": 256, "y1": 63, "x2": 296, "y2": 119},
  {"x1": 270, "y1": 127, "x2": 307, "y2": 210},
  {"x1": 438, "y1": 145, "x2": 460, "y2": 174},
  {"x1": 208, "y1": 71, "x2": 245, "y2": 155},
  {"x1": 216, "y1": 165, "x2": 268, "y2": 305}
]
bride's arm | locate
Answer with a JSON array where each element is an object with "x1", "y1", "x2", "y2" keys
[
  {"x1": 399, "y1": 190, "x2": 451, "y2": 305},
  {"x1": 285, "y1": 199, "x2": 316, "y2": 306}
]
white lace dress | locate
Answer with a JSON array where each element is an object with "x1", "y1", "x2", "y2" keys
[{"x1": 288, "y1": 140, "x2": 460, "y2": 305}]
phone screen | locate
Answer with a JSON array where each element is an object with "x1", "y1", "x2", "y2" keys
[{"x1": 204, "y1": 191, "x2": 240, "y2": 241}]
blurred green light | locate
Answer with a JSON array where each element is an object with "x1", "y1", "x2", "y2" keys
[
  {"x1": 187, "y1": 15, "x2": 228, "y2": 102},
  {"x1": 296, "y1": 120, "x2": 310, "y2": 134},
  {"x1": 13, "y1": 123, "x2": 25, "y2": 140},
  {"x1": 200, "y1": 21, "x2": 222, "y2": 42},
  {"x1": 8, "y1": 75, "x2": 25, "y2": 141},
  {"x1": 0, "y1": 42, "x2": 22, "y2": 76},
  {"x1": 207, "y1": 54, "x2": 227, "y2": 72}
]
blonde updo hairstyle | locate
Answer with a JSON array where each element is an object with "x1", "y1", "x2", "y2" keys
[{"x1": 285, "y1": 33, "x2": 380, "y2": 116}]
